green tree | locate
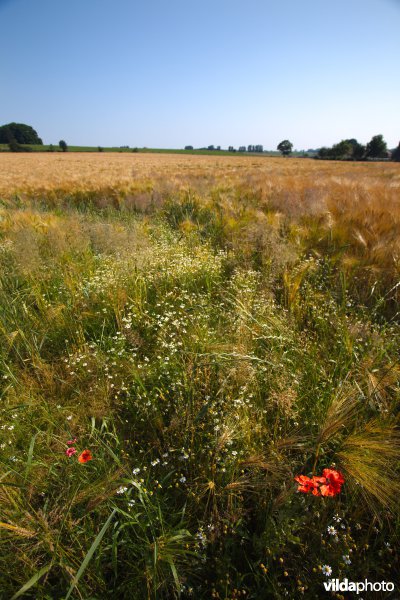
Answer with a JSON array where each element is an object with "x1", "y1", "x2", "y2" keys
[
  {"x1": 347, "y1": 138, "x2": 365, "y2": 160},
  {"x1": 59, "y1": 140, "x2": 68, "y2": 152},
  {"x1": 365, "y1": 134, "x2": 387, "y2": 158},
  {"x1": 277, "y1": 140, "x2": 293, "y2": 156},
  {"x1": 0, "y1": 123, "x2": 42, "y2": 144},
  {"x1": 317, "y1": 139, "x2": 366, "y2": 161},
  {"x1": 391, "y1": 142, "x2": 400, "y2": 162}
]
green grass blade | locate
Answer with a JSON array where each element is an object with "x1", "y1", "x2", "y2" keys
[
  {"x1": 11, "y1": 563, "x2": 52, "y2": 600},
  {"x1": 65, "y1": 509, "x2": 116, "y2": 600},
  {"x1": 25, "y1": 432, "x2": 38, "y2": 478}
]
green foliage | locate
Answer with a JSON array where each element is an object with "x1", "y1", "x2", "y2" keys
[
  {"x1": 391, "y1": 142, "x2": 400, "y2": 161},
  {"x1": 317, "y1": 138, "x2": 366, "y2": 160},
  {"x1": 365, "y1": 134, "x2": 387, "y2": 158},
  {"x1": 277, "y1": 140, "x2": 293, "y2": 156},
  {"x1": 59, "y1": 139, "x2": 68, "y2": 152},
  {"x1": 0, "y1": 122, "x2": 43, "y2": 144}
]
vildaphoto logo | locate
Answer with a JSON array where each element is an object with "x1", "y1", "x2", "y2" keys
[{"x1": 323, "y1": 579, "x2": 395, "y2": 594}]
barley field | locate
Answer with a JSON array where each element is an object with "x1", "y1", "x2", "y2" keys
[{"x1": 0, "y1": 153, "x2": 399, "y2": 598}]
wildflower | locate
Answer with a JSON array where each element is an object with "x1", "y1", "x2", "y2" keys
[
  {"x1": 66, "y1": 415, "x2": 73, "y2": 421},
  {"x1": 327, "y1": 526, "x2": 337, "y2": 536},
  {"x1": 319, "y1": 469, "x2": 345, "y2": 497},
  {"x1": 132, "y1": 467, "x2": 140, "y2": 475},
  {"x1": 78, "y1": 449, "x2": 93, "y2": 463},
  {"x1": 294, "y1": 469, "x2": 344, "y2": 497},
  {"x1": 294, "y1": 475, "x2": 323, "y2": 496},
  {"x1": 321, "y1": 565, "x2": 332, "y2": 576},
  {"x1": 333, "y1": 514, "x2": 342, "y2": 522},
  {"x1": 117, "y1": 486, "x2": 128, "y2": 495},
  {"x1": 179, "y1": 476, "x2": 187, "y2": 483},
  {"x1": 66, "y1": 447, "x2": 77, "y2": 457},
  {"x1": 151, "y1": 458, "x2": 160, "y2": 466},
  {"x1": 66, "y1": 438, "x2": 77, "y2": 445},
  {"x1": 342, "y1": 554, "x2": 351, "y2": 565}
]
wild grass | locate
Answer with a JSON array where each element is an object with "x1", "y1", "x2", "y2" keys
[{"x1": 0, "y1": 153, "x2": 399, "y2": 598}]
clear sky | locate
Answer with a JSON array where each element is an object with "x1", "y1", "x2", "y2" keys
[{"x1": 1, "y1": 0, "x2": 399, "y2": 149}]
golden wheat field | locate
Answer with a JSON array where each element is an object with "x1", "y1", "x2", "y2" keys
[
  {"x1": 1, "y1": 151, "x2": 400, "y2": 201},
  {"x1": 2, "y1": 152, "x2": 399, "y2": 291}
]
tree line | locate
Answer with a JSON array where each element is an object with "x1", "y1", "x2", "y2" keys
[
  {"x1": 1, "y1": 123, "x2": 399, "y2": 161},
  {"x1": 316, "y1": 134, "x2": 400, "y2": 161}
]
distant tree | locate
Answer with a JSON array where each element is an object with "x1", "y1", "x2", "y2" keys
[
  {"x1": 59, "y1": 140, "x2": 68, "y2": 152},
  {"x1": 317, "y1": 139, "x2": 365, "y2": 161},
  {"x1": 98, "y1": 146, "x2": 104, "y2": 152},
  {"x1": 365, "y1": 134, "x2": 387, "y2": 158},
  {"x1": 132, "y1": 147, "x2": 138, "y2": 153},
  {"x1": 317, "y1": 147, "x2": 330, "y2": 159},
  {"x1": 392, "y1": 142, "x2": 400, "y2": 162},
  {"x1": 0, "y1": 122, "x2": 42, "y2": 145},
  {"x1": 346, "y1": 138, "x2": 365, "y2": 160},
  {"x1": 207, "y1": 145, "x2": 215, "y2": 151},
  {"x1": 331, "y1": 140, "x2": 353, "y2": 160},
  {"x1": 48, "y1": 144, "x2": 55, "y2": 152},
  {"x1": 277, "y1": 140, "x2": 293, "y2": 156},
  {"x1": 184, "y1": 145, "x2": 193, "y2": 150}
]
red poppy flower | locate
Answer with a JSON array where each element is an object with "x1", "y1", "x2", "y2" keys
[
  {"x1": 295, "y1": 475, "x2": 319, "y2": 495},
  {"x1": 66, "y1": 447, "x2": 77, "y2": 457},
  {"x1": 78, "y1": 449, "x2": 93, "y2": 463},
  {"x1": 320, "y1": 469, "x2": 344, "y2": 497},
  {"x1": 295, "y1": 469, "x2": 344, "y2": 497}
]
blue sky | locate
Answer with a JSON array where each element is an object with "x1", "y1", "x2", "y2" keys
[{"x1": 1, "y1": 0, "x2": 399, "y2": 149}]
